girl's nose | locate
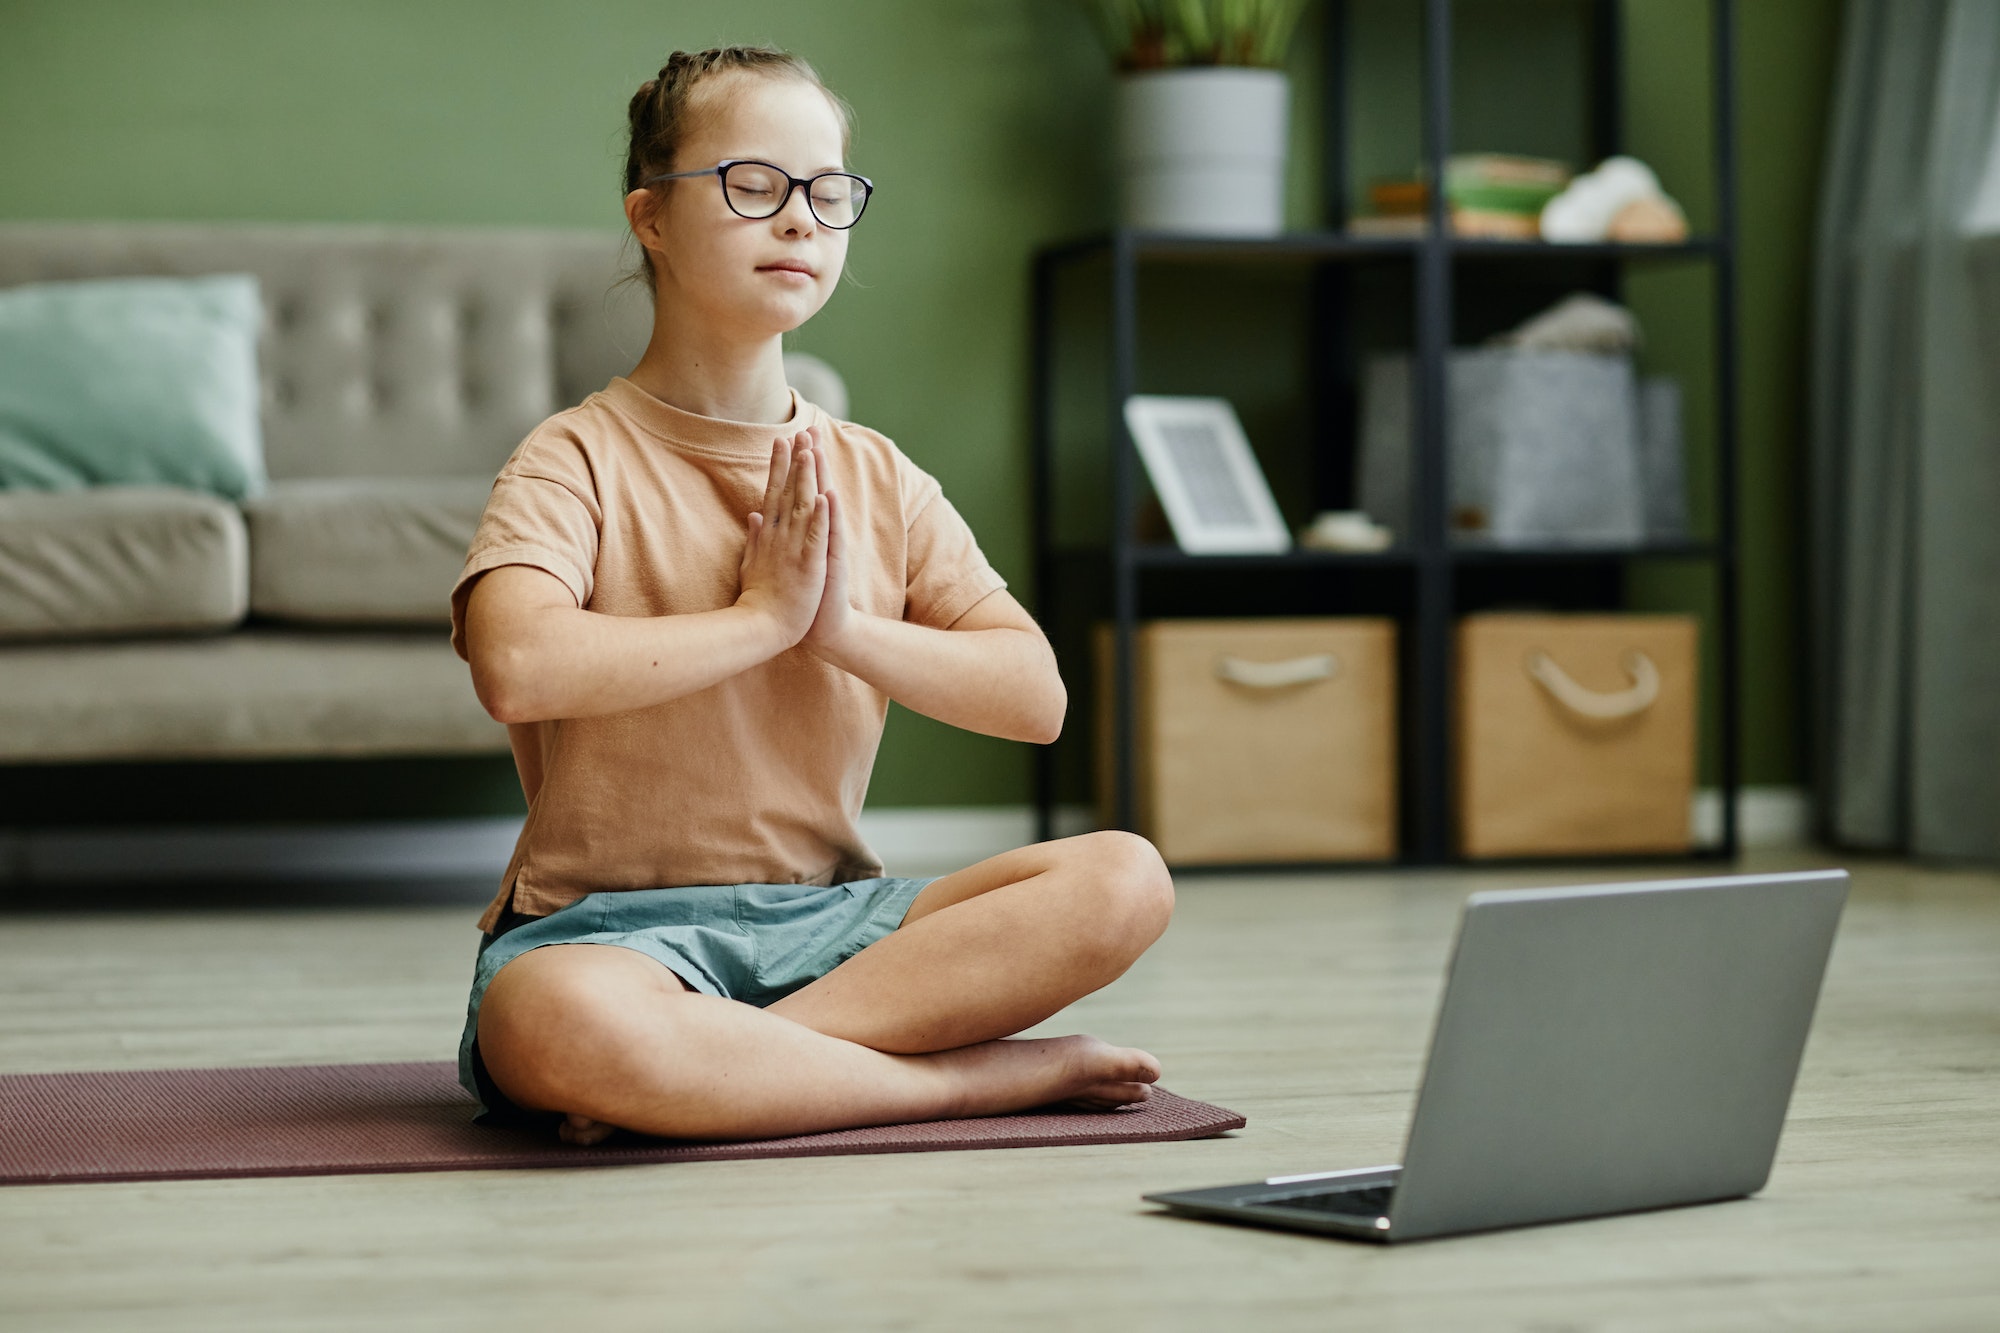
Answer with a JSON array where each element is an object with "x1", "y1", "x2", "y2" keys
[{"x1": 777, "y1": 186, "x2": 817, "y2": 235}]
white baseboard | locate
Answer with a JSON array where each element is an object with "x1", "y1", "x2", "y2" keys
[
  {"x1": 0, "y1": 788, "x2": 1806, "y2": 885},
  {"x1": 856, "y1": 805, "x2": 1096, "y2": 874},
  {"x1": 1692, "y1": 786, "x2": 1810, "y2": 849}
]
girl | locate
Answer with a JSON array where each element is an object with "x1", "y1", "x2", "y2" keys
[{"x1": 451, "y1": 46, "x2": 1173, "y2": 1143}]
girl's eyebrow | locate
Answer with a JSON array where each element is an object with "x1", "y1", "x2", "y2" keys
[{"x1": 729, "y1": 155, "x2": 847, "y2": 174}]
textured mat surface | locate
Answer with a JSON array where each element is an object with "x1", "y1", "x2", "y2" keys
[{"x1": 0, "y1": 1061, "x2": 1244, "y2": 1185}]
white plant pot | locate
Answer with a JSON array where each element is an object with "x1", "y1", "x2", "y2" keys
[{"x1": 1115, "y1": 67, "x2": 1290, "y2": 236}]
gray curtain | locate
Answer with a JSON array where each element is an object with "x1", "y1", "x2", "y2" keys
[{"x1": 1811, "y1": 0, "x2": 2000, "y2": 856}]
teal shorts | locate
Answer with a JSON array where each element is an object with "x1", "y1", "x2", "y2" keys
[{"x1": 458, "y1": 876, "x2": 936, "y2": 1129}]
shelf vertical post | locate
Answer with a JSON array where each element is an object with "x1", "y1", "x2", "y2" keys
[
  {"x1": 1030, "y1": 249, "x2": 1057, "y2": 844},
  {"x1": 1110, "y1": 231, "x2": 1140, "y2": 834},
  {"x1": 1588, "y1": 0, "x2": 1623, "y2": 162},
  {"x1": 1321, "y1": 0, "x2": 1350, "y2": 228},
  {"x1": 1587, "y1": 0, "x2": 1626, "y2": 308},
  {"x1": 1410, "y1": 0, "x2": 1455, "y2": 864},
  {"x1": 1712, "y1": 0, "x2": 1742, "y2": 857},
  {"x1": 1312, "y1": 0, "x2": 1357, "y2": 515}
]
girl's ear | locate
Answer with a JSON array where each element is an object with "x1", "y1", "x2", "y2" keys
[
  {"x1": 624, "y1": 188, "x2": 664, "y2": 251},
  {"x1": 620, "y1": 188, "x2": 652, "y2": 237},
  {"x1": 620, "y1": 187, "x2": 668, "y2": 286}
]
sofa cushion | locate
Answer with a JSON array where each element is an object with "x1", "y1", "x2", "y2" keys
[
  {"x1": 243, "y1": 477, "x2": 491, "y2": 625},
  {"x1": 0, "y1": 487, "x2": 248, "y2": 641},
  {"x1": 0, "y1": 274, "x2": 266, "y2": 499},
  {"x1": 0, "y1": 629, "x2": 508, "y2": 761}
]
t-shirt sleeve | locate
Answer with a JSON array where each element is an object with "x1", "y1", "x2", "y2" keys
[
  {"x1": 449, "y1": 446, "x2": 602, "y2": 661},
  {"x1": 901, "y1": 467, "x2": 1008, "y2": 630}
]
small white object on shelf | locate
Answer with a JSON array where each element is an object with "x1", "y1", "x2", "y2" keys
[
  {"x1": 1299, "y1": 510, "x2": 1394, "y2": 552},
  {"x1": 1122, "y1": 395, "x2": 1291, "y2": 554},
  {"x1": 1539, "y1": 156, "x2": 1687, "y2": 243}
]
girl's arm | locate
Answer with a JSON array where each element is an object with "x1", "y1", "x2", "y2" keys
[
  {"x1": 804, "y1": 589, "x2": 1066, "y2": 744},
  {"x1": 466, "y1": 566, "x2": 796, "y2": 723},
  {"x1": 465, "y1": 435, "x2": 829, "y2": 724},
  {"x1": 802, "y1": 480, "x2": 1064, "y2": 744}
]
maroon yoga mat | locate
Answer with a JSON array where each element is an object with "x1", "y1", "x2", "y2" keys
[{"x1": 0, "y1": 1061, "x2": 1244, "y2": 1186}]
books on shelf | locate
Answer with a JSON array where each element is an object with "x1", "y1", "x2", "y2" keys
[{"x1": 1353, "y1": 153, "x2": 1570, "y2": 240}]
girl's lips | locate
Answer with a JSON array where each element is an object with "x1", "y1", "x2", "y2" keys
[{"x1": 760, "y1": 263, "x2": 816, "y2": 277}]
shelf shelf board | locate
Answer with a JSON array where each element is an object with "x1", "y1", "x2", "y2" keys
[
  {"x1": 1451, "y1": 539, "x2": 1722, "y2": 564},
  {"x1": 1054, "y1": 542, "x2": 1719, "y2": 568},
  {"x1": 1038, "y1": 230, "x2": 1723, "y2": 266},
  {"x1": 1447, "y1": 236, "x2": 1722, "y2": 262},
  {"x1": 1061, "y1": 544, "x2": 1417, "y2": 569}
]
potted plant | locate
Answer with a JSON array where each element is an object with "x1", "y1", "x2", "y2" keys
[{"x1": 1084, "y1": 0, "x2": 1312, "y2": 235}]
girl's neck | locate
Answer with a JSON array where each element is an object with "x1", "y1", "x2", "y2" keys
[{"x1": 624, "y1": 314, "x2": 794, "y2": 426}]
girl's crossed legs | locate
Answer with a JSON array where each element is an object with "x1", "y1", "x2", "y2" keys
[{"x1": 474, "y1": 830, "x2": 1174, "y2": 1142}]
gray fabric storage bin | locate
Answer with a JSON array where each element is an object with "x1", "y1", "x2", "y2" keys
[
  {"x1": 1637, "y1": 375, "x2": 1689, "y2": 541},
  {"x1": 1358, "y1": 349, "x2": 1647, "y2": 546}
]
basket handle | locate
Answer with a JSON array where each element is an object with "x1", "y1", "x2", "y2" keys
[
  {"x1": 1525, "y1": 649, "x2": 1660, "y2": 720},
  {"x1": 1215, "y1": 653, "x2": 1340, "y2": 689}
]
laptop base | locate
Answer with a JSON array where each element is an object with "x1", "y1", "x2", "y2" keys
[{"x1": 1144, "y1": 1165, "x2": 1403, "y2": 1243}]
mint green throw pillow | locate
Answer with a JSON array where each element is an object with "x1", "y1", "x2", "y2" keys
[{"x1": 0, "y1": 274, "x2": 266, "y2": 499}]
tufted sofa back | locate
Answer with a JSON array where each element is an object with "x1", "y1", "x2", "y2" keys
[{"x1": 0, "y1": 222, "x2": 653, "y2": 480}]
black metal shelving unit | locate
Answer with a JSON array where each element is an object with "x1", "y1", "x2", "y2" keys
[{"x1": 1031, "y1": 0, "x2": 1739, "y2": 866}]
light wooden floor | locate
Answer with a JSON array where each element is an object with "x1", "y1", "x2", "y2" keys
[{"x1": 2, "y1": 850, "x2": 1996, "y2": 1332}]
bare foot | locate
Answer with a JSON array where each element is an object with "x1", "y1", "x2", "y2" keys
[
  {"x1": 1049, "y1": 1034, "x2": 1162, "y2": 1110},
  {"x1": 558, "y1": 1112, "x2": 617, "y2": 1146},
  {"x1": 935, "y1": 1033, "x2": 1161, "y2": 1116}
]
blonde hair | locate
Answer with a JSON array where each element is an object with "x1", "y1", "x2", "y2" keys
[{"x1": 622, "y1": 47, "x2": 855, "y2": 290}]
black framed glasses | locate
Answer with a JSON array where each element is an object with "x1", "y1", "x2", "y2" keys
[{"x1": 644, "y1": 159, "x2": 874, "y2": 230}]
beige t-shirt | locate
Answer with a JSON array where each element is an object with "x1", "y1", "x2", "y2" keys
[{"x1": 451, "y1": 376, "x2": 1007, "y2": 931}]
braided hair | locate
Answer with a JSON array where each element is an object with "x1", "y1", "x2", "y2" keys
[{"x1": 622, "y1": 47, "x2": 854, "y2": 291}]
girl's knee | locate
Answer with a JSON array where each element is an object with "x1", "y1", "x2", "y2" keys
[
  {"x1": 1073, "y1": 830, "x2": 1174, "y2": 949},
  {"x1": 478, "y1": 947, "x2": 668, "y2": 1112}
]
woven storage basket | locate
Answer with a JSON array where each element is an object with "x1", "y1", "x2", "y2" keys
[
  {"x1": 1095, "y1": 618, "x2": 1397, "y2": 864},
  {"x1": 1456, "y1": 613, "x2": 1698, "y2": 857}
]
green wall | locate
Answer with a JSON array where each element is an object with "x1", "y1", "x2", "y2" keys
[{"x1": 0, "y1": 0, "x2": 1837, "y2": 823}]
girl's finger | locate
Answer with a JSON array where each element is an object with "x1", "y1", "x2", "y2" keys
[
  {"x1": 779, "y1": 441, "x2": 814, "y2": 527},
  {"x1": 761, "y1": 437, "x2": 792, "y2": 521},
  {"x1": 823, "y1": 486, "x2": 843, "y2": 565},
  {"x1": 813, "y1": 445, "x2": 839, "y2": 553},
  {"x1": 791, "y1": 445, "x2": 818, "y2": 520}
]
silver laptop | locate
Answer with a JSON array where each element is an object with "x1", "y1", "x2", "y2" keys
[{"x1": 1145, "y1": 869, "x2": 1848, "y2": 1243}]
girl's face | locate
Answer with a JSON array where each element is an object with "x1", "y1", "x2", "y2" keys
[{"x1": 639, "y1": 74, "x2": 851, "y2": 342}]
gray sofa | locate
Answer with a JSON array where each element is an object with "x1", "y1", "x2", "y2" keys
[{"x1": 0, "y1": 223, "x2": 843, "y2": 765}]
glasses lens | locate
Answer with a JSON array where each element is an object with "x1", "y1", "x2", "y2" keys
[
  {"x1": 808, "y1": 175, "x2": 868, "y2": 228},
  {"x1": 722, "y1": 162, "x2": 788, "y2": 218}
]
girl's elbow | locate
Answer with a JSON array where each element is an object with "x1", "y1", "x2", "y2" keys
[
  {"x1": 471, "y1": 644, "x2": 542, "y2": 724},
  {"x1": 473, "y1": 673, "x2": 529, "y2": 725},
  {"x1": 1027, "y1": 680, "x2": 1067, "y2": 745}
]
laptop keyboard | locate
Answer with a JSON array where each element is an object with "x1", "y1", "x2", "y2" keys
[{"x1": 1259, "y1": 1184, "x2": 1395, "y2": 1217}]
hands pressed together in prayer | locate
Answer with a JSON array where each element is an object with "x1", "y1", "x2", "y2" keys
[
  {"x1": 735, "y1": 428, "x2": 856, "y2": 657},
  {"x1": 466, "y1": 421, "x2": 1060, "y2": 740}
]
